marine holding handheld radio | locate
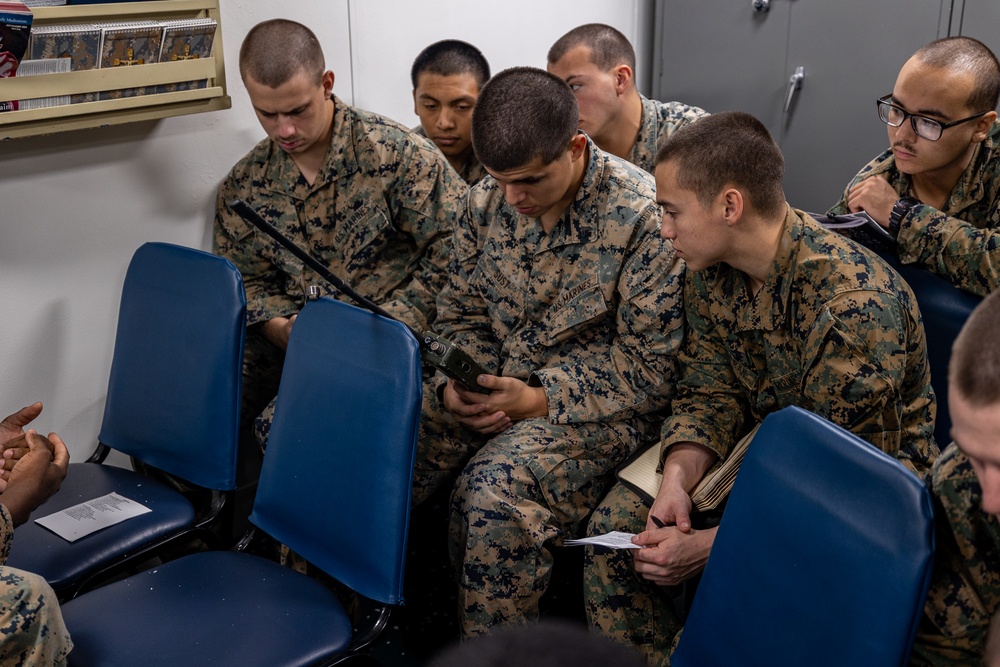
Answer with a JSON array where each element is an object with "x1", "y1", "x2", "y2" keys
[
  {"x1": 213, "y1": 19, "x2": 467, "y2": 449},
  {"x1": 412, "y1": 66, "x2": 685, "y2": 638}
]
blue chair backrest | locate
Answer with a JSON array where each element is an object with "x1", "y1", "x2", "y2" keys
[
  {"x1": 249, "y1": 297, "x2": 422, "y2": 605},
  {"x1": 880, "y1": 254, "x2": 982, "y2": 447},
  {"x1": 672, "y1": 406, "x2": 935, "y2": 667},
  {"x1": 98, "y1": 242, "x2": 246, "y2": 491}
]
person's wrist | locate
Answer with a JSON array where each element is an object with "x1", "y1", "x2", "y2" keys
[{"x1": 888, "y1": 197, "x2": 919, "y2": 238}]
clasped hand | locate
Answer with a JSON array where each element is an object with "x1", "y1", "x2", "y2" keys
[
  {"x1": 441, "y1": 375, "x2": 548, "y2": 435},
  {"x1": 631, "y1": 478, "x2": 714, "y2": 586}
]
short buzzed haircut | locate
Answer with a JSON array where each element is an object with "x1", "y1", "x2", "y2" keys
[
  {"x1": 547, "y1": 23, "x2": 636, "y2": 73},
  {"x1": 915, "y1": 36, "x2": 1000, "y2": 113},
  {"x1": 411, "y1": 40, "x2": 490, "y2": 90},
  {"x1": 472, "y1": 66, "x2": 579, "y2": 172},
  {"x1": 240, "y1": 19, "x2": 325, "y2": 88},
  {"x1": 950, "y1": 290, "x2": 1000, "y2": 406},
  {"x1": 656, "y1": 111, "x2": 785, "y2": 218}
]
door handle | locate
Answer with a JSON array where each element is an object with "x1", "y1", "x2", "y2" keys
[{"x1": 783, "y1": 66, "x2": 805, "y2": 114}]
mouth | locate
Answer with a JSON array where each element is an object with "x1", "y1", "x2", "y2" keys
[
  {"x1": 277, "y1": 139, "x2": 302, "y2": 151},
  {"x1": 892, "y1": 143, "x2": 917, "y2": 160},
  {"x1": 434, "y1": 136, "x2": 460, "y2": 146},
  {"x1": 515, "y1": 206, "x2": 538, "y2": 216}
]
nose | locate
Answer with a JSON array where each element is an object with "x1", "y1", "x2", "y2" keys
[
  {"x1": 660, "y1": 217, "x2": 676, "y2": 241},
  {"x1": 276, "y1": 116, "x2": 296, "y2": 138},
  {"x1": 437, "y1": 107, "x2": 456, "y2": 130},
  {"x1": 503, "y1": 183, "x2": 526, "y2": 206},
  {"x1": 892, "y1": 117, "x2": 919, "y2": 143}
]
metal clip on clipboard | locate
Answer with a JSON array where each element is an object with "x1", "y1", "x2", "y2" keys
[{"x1": 227, "y1": 198, "x2": 492, "y2": 393}]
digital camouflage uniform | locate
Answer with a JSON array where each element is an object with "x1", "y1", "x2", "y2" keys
[
  {"x1": 586, "y1": 208, "x2": 939, "y2": 666},
  {"x1": 910, "y1": 443, "x2": 1000, "y2": 666},
  {"x1": 413, "y1": 125, "x2": 488, "y2": 186},
  {"x1": 0, "y1": 505, "x2": 72, "y2": 666},
  {"x1": 626, "y1": 95, "x2": 709, "y2": 174},
  {"x1": 415, "y1": 138, "x2": 685, "y2": 637},
  {"x1": 213, "y1": 96, "x2": 466, "y2": 445},
  {"x1": 829, "y1": 119, "x2": 1000, "y2": 297}
]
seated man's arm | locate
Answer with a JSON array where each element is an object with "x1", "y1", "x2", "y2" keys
[
  {"x1": 213, "y1": 182, "x2": 302, "y2": 330},
  {"x1": 380, "y1": 143, "x2": 467, "y2": 333},
  {"x1": 629, "y1": 270, "x2": 751, "y2": 585},
  {"x1": 432, "y1": 191, "x2": 508, "y2": 433},
  {"x1": 799, "y1": 286, "x2": 936, "y2": 473},
  {"x1": 830, "y1": 168, "x2": 1000, "y2": 297},
  {"x1": 896, "y1": 200, "x2": 1000, "y2": 298},
  {"x1": 631, "y1": 442, "x2": 719, "y2": 586},
  {"x1": 0, "y1": 430, "x2": 69, "y2": 565}
]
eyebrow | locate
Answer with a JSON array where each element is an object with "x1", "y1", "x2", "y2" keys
[
  {"x1": 890, "y1": 94, "x2": 950, "y2": 120},
  {"x1": 417, "y1": 93, "x2": 476, "y2": 104},
  {"x1": 254, "y1": 102, "x2": 309, "y2": 116}
]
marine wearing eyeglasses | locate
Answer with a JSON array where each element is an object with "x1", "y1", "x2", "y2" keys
[{"x1": 829, "y1": 36, "x2": 1000, "y2": 297}]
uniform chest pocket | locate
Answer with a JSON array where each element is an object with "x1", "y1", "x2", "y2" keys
[
  {"x1": 539, "y1": 282, "x2": 609, "y2": 346},
  {"x1": 337, "y1": 203, "x2": 393, "y2": 272},
  {"x1": 472, "y1": 255, "x2": 524, "y2": 342}
]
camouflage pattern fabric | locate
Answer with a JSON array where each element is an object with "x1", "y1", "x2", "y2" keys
[
  {"x1": 0, "y1": 506, "x2": 72, "y2": 666},
  {"x1": 626, "y1": 95, "x2": 709, "y2": 174},
  {"x1": 586, "y1": 483, "x2": 679, "y2": 667},
  {"x1": 214, "y1": 95, "x2": 466, "y2": 446},
  {"x1": 911, "y1": 443, "x2": 1000, "y2": 666},
  {"x1": 828, "y1": 119, "x2": 1000, "y2": 297},
  {"x1": 415, "y1": 138, "x2": 685, "y2": 637},
  {"x1": 413, "y1": 124, "x2": 489, "y2": 186},
  {"x1": 586, "y1": 208, "x2": 939, "y2": 664}
]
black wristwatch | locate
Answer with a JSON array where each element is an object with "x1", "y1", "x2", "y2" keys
[{"x1": 888, "y1": 197, "x2": 919, "y2": 238}]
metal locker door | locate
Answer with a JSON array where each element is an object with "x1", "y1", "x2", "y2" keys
[{"x1": 777, "y1": 0, "x2": 946, "y2": 211}]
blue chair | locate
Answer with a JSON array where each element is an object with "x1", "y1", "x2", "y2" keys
[
  {"x1": 875, "y1": 251, "x2": 982, "y2": 447},
  {"x1": 672, "y1": 406, "x2": 935, "y2": 667},
  {"x1": 60, "y1": 296, "x2": 423, "y2": 666},
  {"x1": 6, "y1": 242, "x2": 246, "y2": 599}
]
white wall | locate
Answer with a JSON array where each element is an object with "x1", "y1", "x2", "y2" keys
[{"x1": 0, "y1": 0, "x2": 648, "y2": 462}]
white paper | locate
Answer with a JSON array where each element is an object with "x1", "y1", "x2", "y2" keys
[
  {"x1": 564, "y1": 531, "x2": 643, "y2": 549},
  {"x1": 35, "y1": 492, "x2": 152, "y2": 543}
]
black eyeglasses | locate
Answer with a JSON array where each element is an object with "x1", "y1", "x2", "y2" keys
[{"x1": 877, "y1": 95, "x2": 988, "y2": 141}]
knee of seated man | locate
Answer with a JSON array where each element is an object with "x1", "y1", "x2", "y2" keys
[{"x1": 0, "y1": 567, "x2": 60, "y2": 626}]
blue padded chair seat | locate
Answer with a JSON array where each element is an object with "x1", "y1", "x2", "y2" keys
[
  {"x1": 60, "y1": 550, "x2": 353, "y2": 667},
  {"x1": 672, "y1": 406, "x2": 934, "y2": 667},
  {"x1": 6, "y1": 463, "x2": 195, "y2": 592}
]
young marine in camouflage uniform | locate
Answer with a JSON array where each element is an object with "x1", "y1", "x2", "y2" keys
[
  {"x1": 414, "y1": 67, "x2": 685, "y2": 637},
  {"x1": 411, "y1": 39, "x2": 491, "y2": 186},
  {"x1": 829, "y1": 36, "x2": 1000, "y2": 297},
  {"x1": 910, "y1": 290, "x2": 1000, "y2": 665},
  {"x1": 585, "y1": 112, "x2": 939, "y2": 666},
  {"x1": 0, "y1": 403, "x2": 72, "y2": 666},
  {"x1": 212, "y1": 20, "x2": 465, "y2": 445},
  {"x1": 547, "y1": 23, "x2": 708, "y2": 173}
]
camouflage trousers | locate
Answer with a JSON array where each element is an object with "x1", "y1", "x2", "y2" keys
[
  {"x1": 241, "y1": 328, "x2": 285, "y2": 451},
  {"x1": 0, "y1": 566, "x2": 72, "y2": 667},
  {"x1": 585, "y1": 482, "x2": 682, "y2": 667},
  {"x1": 415, "y1": 382, "x2": 655, "y2": 638}
]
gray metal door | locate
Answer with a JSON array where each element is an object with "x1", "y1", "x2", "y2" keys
[{"x1": 653, "y1": 0, "x2": 946, "y2": 211}]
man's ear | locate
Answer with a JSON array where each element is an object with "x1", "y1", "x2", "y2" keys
[
  {"x1": 568, "y1": 132, "x2": 588, "y2": 160},
  {"x1": 321, "y1": 70, "x2": 335, "y2": 100},
  {"x1": 614, "y1": 64, "x2": 634, "y2": 95},
  {"x1": 721, "y1": 187, "x2": 745, "y2": 227},
  {"x1": 973, "y1": 110, "x2": 998, "y2": 143}
]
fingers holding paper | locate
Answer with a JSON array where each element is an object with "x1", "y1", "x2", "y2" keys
[{"x1": 631, "y1": 524, "x2": 716, "y2": 586}]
